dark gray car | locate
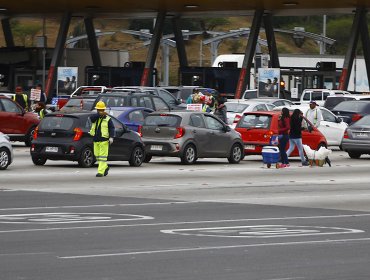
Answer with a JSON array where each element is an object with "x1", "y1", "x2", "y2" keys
[{"x1": 141, "y1": 111, "x2": 244, "y2": 164}]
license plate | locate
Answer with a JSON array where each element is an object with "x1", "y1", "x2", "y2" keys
[
  {"x1": 150, "y1": 145, "x2": 163, "y2": 151},
  {"x1": 356, "y1": 133, "x2": 368, "y2": 137},
  {"x1": 245, "y1": 145, "x2": 255, "y2": 150},
  {"x1": 45, "y1": 146, "x2": 58, "y2": 152}
]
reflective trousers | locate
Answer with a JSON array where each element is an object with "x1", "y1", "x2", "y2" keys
[{"x1": 94, "y1": 140, "x2": 109, "y2": 175}]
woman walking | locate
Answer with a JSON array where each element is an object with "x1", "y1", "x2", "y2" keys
[
  {"x1": 278, "y1": 107, "x2": 290, "y2": 168},
  {"x1": 286, "y1": 109, "x2": 309, "y2": 166}
]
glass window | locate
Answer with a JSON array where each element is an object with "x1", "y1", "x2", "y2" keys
[
  {"x1": 1, "y1": 99, "x2": 22, "y2": 113},
  {"x1": 144, "y1": 115, "x2": 181, "y2": 127},
  {"x1": 225, "y1": 103, "x2": 250, "y2": 113},
  {"x1": 152, "y1": 97, "x2": 169, "y2": 111},
  {"x1": 139, "y1": 96, "x2": 154, "y2": 109},
  {"x1": 204, "y1": 115, "x2": 224, "y2": 130},
  {"x1": 321, "y1": 109, "x2": 336, "y2": 122},
  {"x1": 255, "y1": 104, "x2": 267, "y2": 111},
  {"x1": 312, "y1": 91, "x2": 322, "y2": 101},
  {"x1": 237, "y1": 114, "x2": 271, "y2": 129},
  {"x1": 40, "y1": 116, "x2": 75, "y2": 131},
  {"x1": 128, "y1": 110, "x2": 145, "y2": 123},
  {"x1": 159, "y1": 90, "x2": 176, "y2": 105},
  {"x1": 302, "y1": 92, "x2": 311, "y2": 101},
  {"x1": 189, "y1": 114, "x2": 205, "y2": 128}
]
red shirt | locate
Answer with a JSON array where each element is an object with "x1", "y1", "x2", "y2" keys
[{"x1": 278, "y1": 116, "x2": 290, "y2": 135}]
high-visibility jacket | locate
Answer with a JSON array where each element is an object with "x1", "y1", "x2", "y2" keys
[
  {"x1": 39, "y1": 109, "x2": 46, "y2": 119},
  {"x1": 90, "y1": 116, "x2": 111, "y2": 139},
  {"x1": 13, "y1": 94, "x2": 28, "y2": 110}
]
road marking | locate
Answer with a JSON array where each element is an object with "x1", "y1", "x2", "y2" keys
[
  {"x1": 161, "y1": 225, "x2": 363, "y2": 238},
  {"x1": 0, "y1": 201, "x2": 196, "y2": 211},
  {"x1": 0, "y1": 213, "x2": 153, "y2": 224},
  {"x1": 58, "y1": 237, "x2": 370, "y2": 259},
  {"x1": 1, "y1": 213, "x2": 370, "y2": 233}
]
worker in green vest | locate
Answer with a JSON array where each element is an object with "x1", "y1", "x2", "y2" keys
[
  {"x1": 89, "y1": 101, "x2": 115, "y2": 177},
  {"x1": 13, "y1": 86, "x2": 30, "y2": 111}
]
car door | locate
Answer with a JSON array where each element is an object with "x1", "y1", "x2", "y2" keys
[
  {"x1": 152, "y1": 96, "x2": 170, "y2": 111},
  {"x1": 0, "y1": 98, "x2": 27, "y2": 135},
  {"x1": 318, "y1": 108, "x2": 346, "y2": 145},
  {"x1": 108, "y1": 117, "x2": 132, "y2": 160},
  {"x1": 188, "y1": 113, "x2": 209, "y2": 156},
  {"x1": 158, "y1": 89, "x2": 179, "y2": 110},
  {"x1": 204, "y1": 114, "x2": 230, "y2": 156}
]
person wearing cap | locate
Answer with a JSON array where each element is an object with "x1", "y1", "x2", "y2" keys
[
  {"x1": 13, "y1": 86, "x2": 30, "y2": 111},
  {"x1": 89, "y1": 101, "x2": 115, "y2": 177},
  {"x1": 305, "y1": 101, "x2": 322, "y2": 128}
]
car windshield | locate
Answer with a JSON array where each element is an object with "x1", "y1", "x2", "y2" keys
[
  {"x1": 39, "y1": 116, "x2": 76, "y2": 131},
  {"x1": 226, "y1": 103, "x2": 250, "y2": 113},
  {"x1": 237, "y1": 114, "x2": 272, "y2": 129},
  {"x1": 144, "y1": 115, "x2": 181, "y2": 127},
  {"x1": 333, "y1": 101, "x2": 369, "y2": 112}
]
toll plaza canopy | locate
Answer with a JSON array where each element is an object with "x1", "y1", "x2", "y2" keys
[{"x1": 0, "y1": 0, "x2": 367, "y2": 17}]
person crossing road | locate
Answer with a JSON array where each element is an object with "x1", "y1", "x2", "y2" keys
[{"x1": 89, "y1": 101, "x2": 115, "y2": 177}]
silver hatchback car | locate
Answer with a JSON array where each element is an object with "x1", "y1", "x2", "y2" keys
[
  {"x1": 0, "y1": 132, "x2": 14, "y2": 170},
  {"x1": 141, "y1": 111, "x2": 244, "y2": 164}
]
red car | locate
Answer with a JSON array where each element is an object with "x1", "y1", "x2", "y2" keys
[
  {"x1": 235, "y1": 111, "x2": 327, "y2": 156},
  {"x1": 0, "y1": 96, "x2": 40, "y2": 146}
]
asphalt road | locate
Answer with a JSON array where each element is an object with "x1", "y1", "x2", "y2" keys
[{"x1": 1, "y1": 145, "x2": 370, "y2": 280}]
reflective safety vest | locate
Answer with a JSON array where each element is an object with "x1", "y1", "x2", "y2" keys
[
  {"x1": 89, "y1": 116, "x2": 111, "y2": 138},
  {"x1": 39, "y1": 109, "x2": 46, "y2": 119},
  {"x1": 13, "y1": 94, "x2": 28, "y2": 110}
]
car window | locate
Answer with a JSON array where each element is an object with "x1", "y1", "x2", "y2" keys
[
  {"x1": 333, "y1": 101, "x2": 368, "y2": 112},
  {"x1": 144, "y1": 115, "x2": 181, "y2": 127},
  {"x1": 1, "y1": 98, "x2": 22, "y2": 113},
  {"x1": 152, "y1": 97, "x2": 169, "y2": 111},
  {"x1": 302, "y1": 117, "x2": 314, "y2": 130},
  {"x1": 128, "y1": 110, "x2": 145, "y2": 123},
  {"x1": 302, "y1": 92, "x2": 311, "y2": 101},
  {"x1": 312, "y1": 92, "x2": 322, "y2": 101},
  {"x1": 204, "y1": 115, "x2": 224, "y2": 130},
  {"x1": 40, "y1": 116, "x2": 75, "y2": 131},
  {"x1": 273, "y1": 100, "x2": 284, "y2": 107},
  {"x1": 189, "y1": 114, "x2": 205, "y2": 128},
  {"x1": 100, "y1": 96, "x2": 128, "y2": 107},
  {"x1": 266, "y1": 104, "x2": 275, "y2": 110},
  {"x1": 255, "y1": 104, "x2": 267, "y2": 111},
  {"x1": 159, "y1": 90, "x2": 176, "y2": 105},
  {"x1": 321, "y1": 109, "x2": 336, "y2": 122},
  {"x1": 226, "y1": 103, "x2": 249, "y2": 113},
  {"x1": 237, "y1": 114, "x2": 271, "y2": 129},
  {"x1": 323, "y1": 92, "x2": 330, "y2": 100},
  {"x1": 111, "y1": 117, "x2": 124, "y2": 130},
  {"x1": 139, "y1": 96, "x2": 154, "y2": 109}
]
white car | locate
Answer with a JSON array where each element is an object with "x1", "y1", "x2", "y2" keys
[
  {"x1": 0, "y1": 132, "x2": 13, "y2": 170},
  {"x1": 225, "y1": 100, "x2": 275, "y2": 127},
  {"x1": 274, "y1": 105, "x2": 348, "y2": 147},
  {"x1": 300, "y1": 89, "x2": 351, "y2": 106}
]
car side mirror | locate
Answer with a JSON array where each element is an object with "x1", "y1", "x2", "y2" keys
[
  {"x1": 224, "y1": 126, "x2": 231, "y2": 132},
  {"x1": 336, "y1": 117, "x2": 342, "y2": 123},
  {"x1": 115, "y1": 128, "x2": 124, "y2": 137},
  {"x1": 176, "y1": 98, "x2": 182, "y2": 105}
]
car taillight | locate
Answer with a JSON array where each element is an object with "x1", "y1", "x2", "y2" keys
[
  {"x1": 73, "y1": 127, "x2": 83, "y2": 141},
  {"x1": 352, "y1": 114, "x2": 363, "y2": 122},
  {"x1": 80, "y1": 100, "x2": 83, "y2": 109},
  {"x1": 343, "y1": 129, "x2": 349, "y2": 139},
  {"x1": 33, "y1": 126, "x2": 39, "y2": 140},
  {"x1": 137, "y1": 125, "x2": 142, "y2": 137},
  {"x1": 174, "y1": 127, "x2": 185, "y2": 139},
  {"x1": 31, "y1": 144, "x2": 35, "y2": 152},
  {"x1": 233, "y1": 114, "x2": 242, "y2": 123}
]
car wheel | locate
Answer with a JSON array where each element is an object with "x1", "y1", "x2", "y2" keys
[
  {"x1": 78, "y1": 147, "x2": 95, "y2": 168},
  {"x1": 348, "y1": 151, "x2": 361, "y2": 159},
  {"x1": 0, "y1": 148, "x2": 10, "y2": 170},
  {"x1": 143, "y1": 155, "x2": 152, "y2": 163},
  {"x1": 181, "y1": 144, "x2": 197, "y2": 165},
  {"x1": 228, "y1": 143, "x2": 243, "y2": 164},
  {"x1": 31, "y1": 156, "x2": 47, "y2": 166},
  {"x1": 25, "y1": 126, "x2": 36, "y2": 147},
  {"x1": 129, "y1": 146, "x2": 144, "y2": 167}
]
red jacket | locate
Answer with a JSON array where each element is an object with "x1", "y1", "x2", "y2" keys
[{"x1": 278, "y1": 116, "x2": 290, "y2": 135}]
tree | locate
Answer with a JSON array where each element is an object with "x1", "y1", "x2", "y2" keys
[{"x1": 11, "y1": 20, "x2": 42, "y2": 47}]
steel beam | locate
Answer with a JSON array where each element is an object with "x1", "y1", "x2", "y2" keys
[
  {"x1": 360, "y1": 10, "x2": 370, "y2": 92},
  {"x1": 1, "y1": 18, "x2": 15, "y2": 48},
  {"x1": 84, "y1": 17, "x2": 102, "y2": 67},
  {"x1": 263, "y1": 13, "x2": 280, "y2": 68},
  {"x1": 45, "y1": 13, "x2": 71, "y2": 99},
  {"x1": 140, "y1": 11, "x2": 166, "y2": 86},
  {"x1": 339, "y1": 8, "x2": 364, "y2": 90},
  {"x1": 172, "y1": 17, "x2": 188, "y2": 68},
  {"x1": 235, "y1": 9, "x2": 264, "y2": 99}
]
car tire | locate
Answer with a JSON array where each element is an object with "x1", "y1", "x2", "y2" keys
[
  {"x1": 228, "y1": 143, "x2": 243, "y2": 164},
  {"x1": 348, "y1": 151, "x2": 361, "y2": 159},
  {"x1": 129, "y1": 146, "x2": 144, "y2": 167},
  {"x1": 143, "y1": 155, "x2": 152, "y2": 163},
  {"x1": 78, "y1": 146, "x2": 95, "y2": 168},
  {"x1": 0, "y1": 148, "x2": 11, "y2": 170},
  {"x1": 31, "y1": 156, "x2": 47, "y2": 166},
  {"x1": 181, "y1": 144, "x2": 197, "y2": 165},
  {"x1": 25, "y1": 126, "x2": 36, "y2": 147}
]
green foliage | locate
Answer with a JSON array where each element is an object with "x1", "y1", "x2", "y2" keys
[
  {"x1": 326, "y1": 16, "x2": 354, "y2": 55},
  {"x1": 11, "y1": 20, "x2": 42, "y2": 46}
]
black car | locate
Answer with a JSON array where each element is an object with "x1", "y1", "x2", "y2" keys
[
  {"x1": 331, "y1": 100, "x2": 370, "y2": 124},
  {"x1": 30, "y1": 112, "x2": 145, "y2": 167}
]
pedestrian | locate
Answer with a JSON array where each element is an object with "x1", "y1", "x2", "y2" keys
[
  {"x1": 13, "y1": 86, "x2": 30, "y2": 111},
  {"x1": 35, "y1": 84, "x2": 47, "y2": 103},
  {"x1": 35, "y1": 102, "x2": 47, "y2": 119},
  {"x1": 89, "y1": 101, "x2": 115, "y2": 177},
  {"x1": 214, "y1": 98, "x2": 227, "y2": 124},
  {"x1": 286, "y1": 109, "x2": 309, "y2": 166},
  {"x1": 278, "y1": 107, "x2": 290, "y2": 168},
  {"x1": 305, "y1": 101, "x2": 322, "y2": 128}
]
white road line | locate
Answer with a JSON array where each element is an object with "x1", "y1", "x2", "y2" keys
[
  {"x1": 1, "y1": 213, "x2": 370, "y2": 234},
  {"x1": 58, "y1": 237, "x2": 370, "y2": 259},
  {"x1": 0, "y1": 201, "x2": 197, "y2": 211}
]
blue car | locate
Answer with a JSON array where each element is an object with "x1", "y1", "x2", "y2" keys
[{"x1": 107, "y1": 107, "x2": 154, "y2": 132}]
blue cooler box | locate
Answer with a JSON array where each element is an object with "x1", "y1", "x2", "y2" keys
[{"x1": 262, "y1": 146, "x2": 280, "y2": 164}]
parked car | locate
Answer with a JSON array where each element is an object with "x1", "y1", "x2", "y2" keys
[
  {"x1": 113, "y1": 86, "x2": 186, "y2": 110},
  {"x1": 331, "y1": 100, "x2": 370, "y2": 125},
  {"x1": 225, "y1": 100, "x2": 276, "y2": 127},
  {"x1": 324, "y1": 95, "x2": 370, "y2": 110},
  {"x1": 341, "y1": 114, "x2": 370, "y2": 158},
  {"x1": 107, "y1": 107, "x2": 154, "y2": 132},
  {"x1": 0, "y1": 132, "x2": 13, "y2": 170},
  {"x1": 300, "y1": 89, "x2": 351, "y2": 106},
  {"x1": 60, "y1": 95, "x2": 98, "y2": 112},
  {"x1": 94, "y1": 92, "x2": 170, "y2": 112},
  {"x1": 30, "y1": 112, "x2": 145, "y2": 167},
  {"x1": 273, "y1": 105, "x2": 348, "y2": 147},
  {"x1": 234, "y1": 111, "x2": 327, "y2": 157},
  {"x1": 141, "y1": 111, "x2": 244, "y2": 164},
  {"x1": 0, "y1": 96, "x2": 40, "y2": 146}
]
